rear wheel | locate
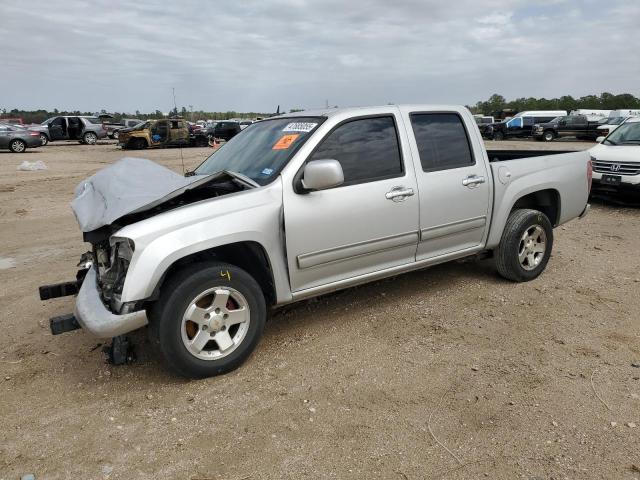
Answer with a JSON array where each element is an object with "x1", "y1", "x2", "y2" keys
[
  {"x1": 83, "y1": 132, "x2": 98, "y2": 145},
  {"x1": 39, "y1": 134, "x2": 49, "y2": 146},
  {"x1": 543, "y1": 130, "x2": 555, "y2": 142},
  {"x1": 495, "y1": 209, "x2": 553, "y2": 282},
  {"x1": 149, "y1": 262, "x2": 266, "y2": 378},
  {"x1": 9, "y1": 139, "x2": 26, "y2": 153}
]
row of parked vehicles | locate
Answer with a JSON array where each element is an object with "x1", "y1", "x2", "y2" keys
[
  {"x1": 0, "y1": 115, "x2": 109, "y2": 152},
  {"x1": 0, "y1": 115, "x2": 251, "y2": 152},
  {"x1": 478, "y1": 109, "x2": 640, "y2": 142}
]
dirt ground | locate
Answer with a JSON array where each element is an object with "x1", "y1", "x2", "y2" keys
[{"x1": 1, "y1": 139, "x2": 639, "y2": 480}]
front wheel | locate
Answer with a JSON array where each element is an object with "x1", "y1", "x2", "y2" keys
[
  {"x1": 543, "y1": 130, "x2": 555, "y2": 142},
  {"x1": 83, "y1": 132, "x2": 98, "y2": 145},
  {"x1": 493, "y1": 131, "x2": 504, "y2": 141},
  {"x1": 149, "y1": 262, "x2": 266, "y2": 378},
  {"x1": 112, "y1": 130, "x2": 120, "y2": 140},
  {"x1": 495, "y1": 209, "x2": 553, "y2": 282}
]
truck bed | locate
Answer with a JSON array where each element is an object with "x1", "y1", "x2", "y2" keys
[{"x1": 486, "y1": 149, "x2": 575, "y2": 162}]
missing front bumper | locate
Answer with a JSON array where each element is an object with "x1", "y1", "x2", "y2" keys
[{"x1": 73, "y1": 266, "x2": 148, "y2": 338}]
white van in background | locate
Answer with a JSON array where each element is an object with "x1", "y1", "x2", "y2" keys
[
  {"x1": 570, "y1": 109, "x2": 611, "y2": 117},
  {"x1": 609, "y1": 109, "x2": 640, "y2": 118},
  {"x1": 514, "y1": 110, "x2": 567, "y2": 118}
]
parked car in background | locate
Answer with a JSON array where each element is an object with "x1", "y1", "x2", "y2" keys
[
  {"x1": 30, "y1": 116, "x2": 108, "y2": 146},
  {"x1": 484, "y1": 111, "x2": 566, "y2": 140},
  {"x1": 474, "y1": 115, "x2": 494, "y2": 126},
  {"x1": 118, "y1": 118, "x2": 209, "y2": 149},
  {"x1": 40, "y1": 104, "x2": 591, "y2": 377},
  {"x1": 533, "y1": 114, "x2": 606, "y2": 141},
  {"x1": 239, "y1": 120, "x2": 254, "y2": 130},
  {"x1": 596, "y1": 116, "x2": 631, "y2": 137},
  {"x1": 0, "y1": 117, "x2": 24, "y2": 126},
  {"x1": 0, "y1": 123, "x2": 42, "y2": 152},
  {"x1": 589, "y1": 117, "x2": 640, "y2": 196},
  {"x1": 104, "y1": 118, "x2": 142, "y2": 140},
  {"x1": 208, "y1": 120, "x2": 241, "y2": 140}
]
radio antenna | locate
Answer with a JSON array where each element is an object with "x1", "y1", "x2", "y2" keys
[{"x1": 173, "y1": 87, "x2": 186, "y2": 174}]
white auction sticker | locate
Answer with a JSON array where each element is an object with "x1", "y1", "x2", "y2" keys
[{"x1": 283, "y1": 122, "x2": 318, "y2": 133}]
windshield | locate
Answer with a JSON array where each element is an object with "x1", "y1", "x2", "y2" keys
[
  {"x1": 603, "y1": 117, "x2": 625, "y2": 125},
  {"x1": 548, "y1": 116, "x2": 564, "y2": 124},
  {"x1": 195, "y1": 116, "x2": 323, "y2": 185},
  {"x1": 84, "y1": 117, "x2": 103, "y2": 124},
  {"x1": 41, "y1": 117, "x2": 55, "y2": 125},
  {"x1": 605, "y1": 121, "x2": 640, "y2": 145}
]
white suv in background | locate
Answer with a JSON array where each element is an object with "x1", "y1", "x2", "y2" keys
[{"x1": 589, "y1": 117, "x2": 640, "y2": 195}]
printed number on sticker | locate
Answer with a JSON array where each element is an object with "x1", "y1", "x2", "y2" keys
[{"x1": 283, "y1": 122, "x2": 317, "y2": 133}]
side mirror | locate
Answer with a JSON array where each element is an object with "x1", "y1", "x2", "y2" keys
[
  {"x1": 596, "y1": 136, "x2": 605, "y2": 143},
  {"x1": 559, "y1": 120, "x2": 566, "y2": 126},
  {"x1": 301, "y1": 159, "x2": 344, "y2": 191}
]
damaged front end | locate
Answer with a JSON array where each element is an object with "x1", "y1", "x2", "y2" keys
[{"x1": 39, "y1": 157, "x2": 254, "y2": 342}]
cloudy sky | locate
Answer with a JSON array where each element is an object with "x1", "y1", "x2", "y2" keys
[{"x1": 2, "y1": 0, "x2": 639, "y2": 113}]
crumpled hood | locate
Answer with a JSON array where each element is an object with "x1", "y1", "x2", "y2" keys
[{"x1": 71, "y1": 157, "x2": 205, "y2": 232}]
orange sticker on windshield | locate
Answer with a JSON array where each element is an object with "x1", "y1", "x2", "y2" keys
[{"x1": 272, "y1": 134, "x2": 299, "y2": 150}]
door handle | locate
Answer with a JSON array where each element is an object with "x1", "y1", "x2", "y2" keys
[
  {"x1": 462, "y1": 175, "x2": 486, "y2": 187},
  {"x1": 385, "y1": 186, "x2": 415, "y2": 202}
]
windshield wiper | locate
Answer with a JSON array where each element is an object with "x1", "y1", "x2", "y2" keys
[
  {"x1": 222, "y1": 170, "x2": 259, "y2": 188},
  {"x1": 619, "y1": 141, "x2": 640, "y2": 145}
]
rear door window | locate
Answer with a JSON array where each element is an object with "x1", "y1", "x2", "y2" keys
[
  {"x1": 409, "y1": 113, "x2": 475, "y2": 171},
  {"x1": 310, "y1": 116, "x2": 403, "y2": 186}
]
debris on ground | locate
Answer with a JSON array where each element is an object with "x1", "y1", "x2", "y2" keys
[{"x1": 17, "y1": 160, "x2": 47, "y2": 171}]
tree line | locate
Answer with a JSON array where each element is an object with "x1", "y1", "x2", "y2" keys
[{"x1": 471, "y1": 92, "x2": 640, "y2": 116}]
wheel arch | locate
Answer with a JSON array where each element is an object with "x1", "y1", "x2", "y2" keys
[
  {"x1": 147, "y1": 241, "x2": 277, "y2": 307},
  {"x1": 510, "y1": 188, "x2": 561, "y2": 227},
  {"x1": 487, "y1": 187, "x2": 561, "y2": 249}
]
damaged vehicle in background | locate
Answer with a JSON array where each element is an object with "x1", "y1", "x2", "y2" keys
[
  {"x1": 117, "y1": 118, "x2": 209, "y2": 149},
  {"x1": 39, "y1": 105, "x2": 591, "y2": 378},
  {"x1": 103, "y1": 118, "x2": 143, "y2": 140}
]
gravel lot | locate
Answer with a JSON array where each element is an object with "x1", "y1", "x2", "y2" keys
[{"x1": 1, "y1": 139, "x2": 639, "y2": 479}]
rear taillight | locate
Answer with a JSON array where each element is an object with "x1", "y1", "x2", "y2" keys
[
  {"x1": 29, "y1": 131, "x2": 39, "y2": 136},
  {"x1": 587, "y1": 157, "x2": 593, "y2": 194}
]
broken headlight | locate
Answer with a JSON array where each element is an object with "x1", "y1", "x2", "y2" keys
[{"x1": 99, "y1": 237, "x2": 135, "y2": 310}]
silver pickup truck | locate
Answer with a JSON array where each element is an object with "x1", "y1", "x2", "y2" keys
[{"x1": 40, "y1": 105, "x2": 591, "y2": 377}]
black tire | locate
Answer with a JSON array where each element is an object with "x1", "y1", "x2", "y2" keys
[
  {"x1": 493, "y1": 131, "x2": 504, "y2": 141},
  {"x1": 39, "y1": 133, "x2": 49, "y2": 146},
  {"x1": 149, "y1": 262, "x2": 267, "y2": 378},
  {"x1": 127, "y1": 137, "x2": 147, "y2": 150},
  {"x1": 495, "y1": 209, "x2": 553, "y2": 282},
  {"x1": 543, "y1": 130, "x2": 555, "y2": 142},
  {"x1": 9, "y1": 139, "x2": 26, "y2": 153}
]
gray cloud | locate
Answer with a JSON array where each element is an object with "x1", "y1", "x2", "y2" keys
[{"x1": 1, "y1": 0, "x2": 638, "y2": 113}]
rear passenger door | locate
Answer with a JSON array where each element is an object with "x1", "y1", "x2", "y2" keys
[{"x1": 402, "y1": 109, "x2": 491, "y2": 261}]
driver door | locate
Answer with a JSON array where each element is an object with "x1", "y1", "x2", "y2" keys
[{"x1": 284, "y1": 113, "x2": 420, "y2": 293}]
